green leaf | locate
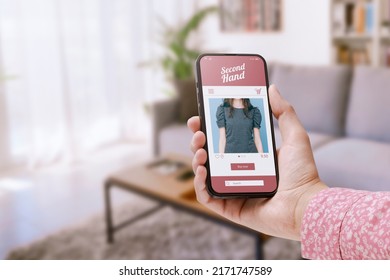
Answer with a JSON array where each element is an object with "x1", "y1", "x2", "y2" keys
[
  {"x1": 177, "y1": 6, "x2": 218, "y2": 45},
  {"x1": 142, "y1": 5, "x2": 218, "y2": 80}
]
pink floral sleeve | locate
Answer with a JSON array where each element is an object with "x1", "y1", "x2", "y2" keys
[{"x1": 301, "y1": 188, "x2": 390, "y2": 259}]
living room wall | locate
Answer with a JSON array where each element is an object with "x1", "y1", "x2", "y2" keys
[{"x1": 199, "y1": 0, "x2": 331, "y2": 65}]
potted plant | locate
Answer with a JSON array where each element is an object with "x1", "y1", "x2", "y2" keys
[{"x1": 158, "y1": 6, "x2": 218, "y2": 122}]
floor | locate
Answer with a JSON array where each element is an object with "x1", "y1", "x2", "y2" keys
[{"x1": 0, "y1": 142, "x2": 150, "y2": 259}]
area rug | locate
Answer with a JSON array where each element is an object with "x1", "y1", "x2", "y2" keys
[{"x1": 6, "y1": 196, "x2": 301, "y2": 260}]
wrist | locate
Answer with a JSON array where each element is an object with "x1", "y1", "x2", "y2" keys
[{"x1": 294, "y1": 181, "x2": 328, "y2": 241}]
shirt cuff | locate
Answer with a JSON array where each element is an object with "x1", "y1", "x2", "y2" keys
[{"x1": 300, "y1": 188, "x2": 368, "y2": 259}]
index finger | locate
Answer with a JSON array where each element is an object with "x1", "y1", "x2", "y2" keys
[{"x1": 187, "y1": 116, "x2": 201, "y2": 133}]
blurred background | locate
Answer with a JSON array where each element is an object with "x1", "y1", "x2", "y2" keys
[{"x1": 1, "y1": 0, "x2": 389, "y2": 259}]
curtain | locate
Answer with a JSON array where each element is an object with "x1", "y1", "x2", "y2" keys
[{"x1": 0, "y1": 0, "x2": 198, "y2": 168}]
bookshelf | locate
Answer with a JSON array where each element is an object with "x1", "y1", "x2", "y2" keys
[
  {"x1": 331, "y1": 0, "x2": 390, "y2": 67},
  {"x1": 219, "y1": 0, "x2": 283, "y2": 32}
]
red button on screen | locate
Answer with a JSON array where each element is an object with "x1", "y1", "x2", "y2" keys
[{"x1": 231, "y1": 163, "x2": 255, "y2": 171}]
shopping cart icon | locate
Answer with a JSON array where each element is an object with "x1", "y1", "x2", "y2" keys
[{"x1": 255, "y1": 88, "x2": 261, "y2": 94}]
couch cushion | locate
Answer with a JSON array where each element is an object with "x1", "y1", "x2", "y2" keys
[
  {"x1": 314, "y1": 138, "x2": 390, "y2": 191},
  {"x1": 159, "y1": 124, "x2": 193, "y2": 157},
  {"x1": 346, "y1": 66, "x2": 390, "y2": 143},
  {"x1": 272, "y1": 64, "x2": 351, "y2": 136},
  {"x1": 173, "y1": 79, "x2": 198, "y2": 123},
  {"x1": 273, "y1": 127, "x2": 335, "y2": 149}
]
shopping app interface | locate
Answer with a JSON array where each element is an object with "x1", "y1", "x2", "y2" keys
[{"x1": 199, "y1": 55, "x2": 277, "y2": 193}]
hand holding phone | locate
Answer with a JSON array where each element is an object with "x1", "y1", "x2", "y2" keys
[
  {"x1": 195, "y1": 53, "x2": 279, "y2": 198},
  {"x1": 189, "y1": 84, "x2": 327, "y2": 240}
]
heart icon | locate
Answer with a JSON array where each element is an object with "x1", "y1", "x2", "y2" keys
[{"x1": 215, "y1": 154, "x2": 220, "y2": 159}]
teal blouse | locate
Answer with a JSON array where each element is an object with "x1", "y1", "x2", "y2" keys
[{"x1": 216, "y1": 105, "x2": 262, "y2": 153}]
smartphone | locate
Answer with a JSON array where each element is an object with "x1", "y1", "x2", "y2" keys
[{"x1": 195, "y1": 53, "x2": 278, "y2": 198}]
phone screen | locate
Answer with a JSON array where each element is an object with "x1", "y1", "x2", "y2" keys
[{"x1": 196, "y1": 54, "x2": 278, "y2": 197}]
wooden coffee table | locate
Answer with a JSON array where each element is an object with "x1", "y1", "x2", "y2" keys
[{"x1": 104, "y1": 153, "x2": 265, "y2": 259}]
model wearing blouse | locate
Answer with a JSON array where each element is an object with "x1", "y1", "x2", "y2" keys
[{"x1": 216, "y1": 99, "x2": 263, "y2": 153}]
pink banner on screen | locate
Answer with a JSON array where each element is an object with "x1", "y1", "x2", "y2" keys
[
  {"x1": 199, "y1": 55, "x2": 267, "y2": 86},
  {"x1": 211, "y1": 175, "x2": 277, "y2": 193}
]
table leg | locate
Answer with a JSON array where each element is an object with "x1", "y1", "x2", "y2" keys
[
  {"x1": 104, "y1": 180, "x2": 165, "y2": 244},
  {"x1": 104, "y1": 180, "x2": 114, "y2": 243},
  {"x1": 255, "y1": 234, "x2": 264, "y2": 260}
]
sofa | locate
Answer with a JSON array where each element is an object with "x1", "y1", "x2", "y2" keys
[{"x1": 151, "y1": 64, "x2": 390, "y2": 192}]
